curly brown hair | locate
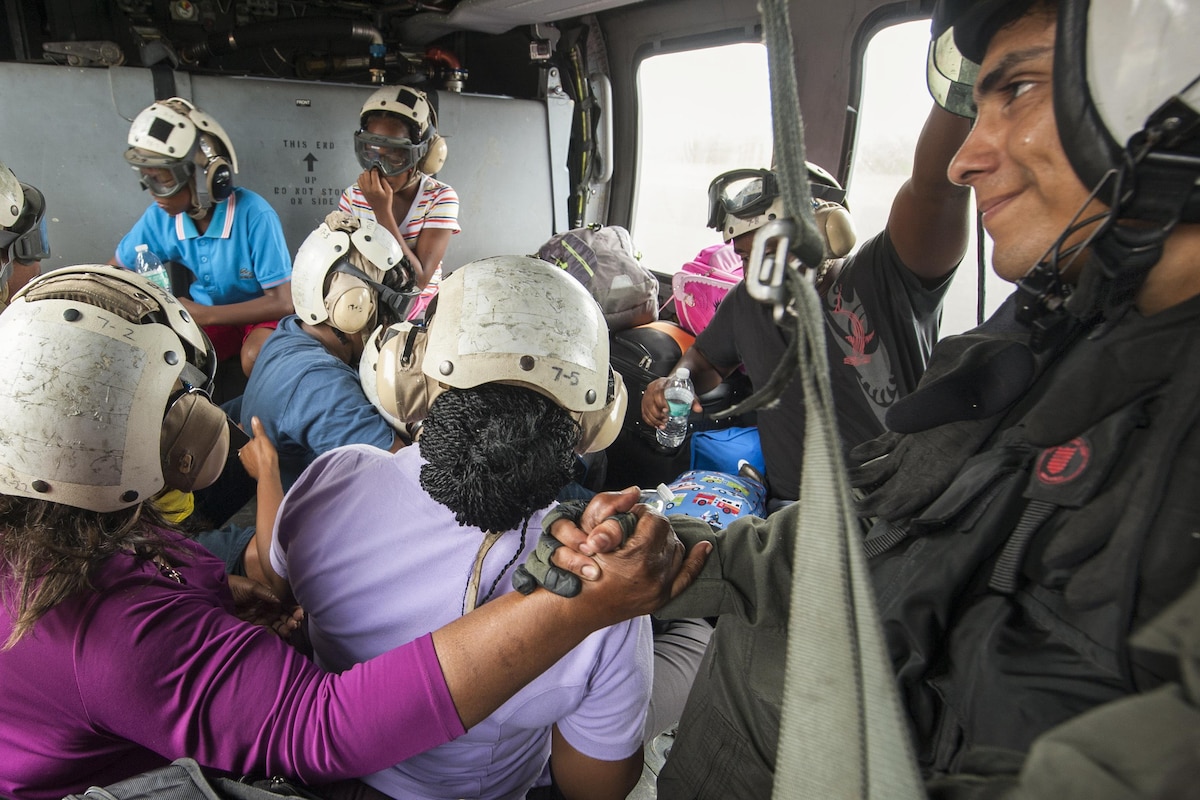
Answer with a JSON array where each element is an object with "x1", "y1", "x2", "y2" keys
[{"x1": 0, "y1": 496, "x2": 183, "y2": 649}]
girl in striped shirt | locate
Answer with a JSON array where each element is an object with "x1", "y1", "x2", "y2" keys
[{"x1": 343, "y1": 86, "x2": 461, "y2": 318}]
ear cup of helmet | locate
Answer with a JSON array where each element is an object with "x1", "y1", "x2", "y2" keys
[
  {"x1": 814, "y1": 200, "x2": 857, "y2": 258},
  {"x1": 160, "y1": 389, "x2": 230, "y2": 493},
  {"x1": 197, "y1": 134, "x2": 235, "y2": 203},
  {"x1": 325, "y1": 271, "x2": 377, "y2": 335},
  {"x1": 574, "y1": 369, "x2": 628, "y2": 454},
  {"x1": 373, "y1": 321, "x2": 443, "y2": 422},
  {"x1": 206, "y1": 157, "x2": 234, "y2": 202},
  {"x1": 416, "y1": 133, "x2": 447, "y2": 175}
]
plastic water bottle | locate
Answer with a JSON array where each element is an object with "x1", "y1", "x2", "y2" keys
[
  {"x1": 657, "y1": 367, "x2": 694, "y2": 448},
  {"x1": 640, "y1": 483, "x2": 676, "y2": 514},
  {"x1": 134, "y1": 244, "x2": 172, "y2": 294}
]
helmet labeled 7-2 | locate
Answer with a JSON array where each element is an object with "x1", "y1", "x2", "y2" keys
[{"x1": 0, "y1": 265, "x2": 226, "y2": 512}]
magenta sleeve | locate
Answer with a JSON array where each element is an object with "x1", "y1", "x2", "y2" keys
[{"x1": 74, "y1": 558, "x2": 466, "y2": 782}]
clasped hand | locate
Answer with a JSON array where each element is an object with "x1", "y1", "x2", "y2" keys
[{"x1": 516, "y1": 487, "x2": 709, "y2": 618}]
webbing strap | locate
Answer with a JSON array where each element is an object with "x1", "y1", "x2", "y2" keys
[
  {"x1": 151, "y1": 63, "x2": 177, "y2": 101},
  {"x1": 989, "y1": 499, "x2": 1057, "y2": 594},
  {"x1": 763, "y1": 0, "x2": 924, "y2": 796}
]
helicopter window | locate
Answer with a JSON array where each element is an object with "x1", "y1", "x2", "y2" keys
[
  {"x1": 849, "y1": 19, "x2": 1005, "y2": 332},
  {"x1": 632, "y1": 42, "x2": 773, "y2": 275}
]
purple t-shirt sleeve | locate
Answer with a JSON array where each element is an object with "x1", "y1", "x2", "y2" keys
[
  {"x1": 74, "y1": 546, "x2": 463, "y2": 781},
  {"x1": 554, "y1": 617, "x2": 653, "y2": 761}
]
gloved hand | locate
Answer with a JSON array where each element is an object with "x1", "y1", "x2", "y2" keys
[{"x1": 512, "y1": 500, "x2": 639, "y2": 598}]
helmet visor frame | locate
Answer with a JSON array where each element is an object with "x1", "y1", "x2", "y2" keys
[
  {"x1": 354, "y1": 130, "x2": 427, "y2": 177},
  {"x1": 926, "y1": 28, "x2": 981, "y2": 119},
  {"x1": 707, "y1": 169, "x2": 781, "y2": 231},
  {"x1": 132, "y1": 162, "x2": 195, "y2": 198}
]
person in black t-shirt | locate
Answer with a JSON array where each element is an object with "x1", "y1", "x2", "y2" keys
[{"x1": 641, "y1": 106, "x2": 971, "y2": 505}]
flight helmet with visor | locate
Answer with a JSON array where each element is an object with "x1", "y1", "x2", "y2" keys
[
  {"x1": 708, "y1": 163, "x2": 848, "y2": 242},
  {"x1": 930, "y1": 0, "x2": 1200, "y2": 328},
  {"x1": 0, "y1": 162, "x2": 51, "y2": 275},
  {"x1": 124, "y1": 98, "x2": 239, "y2": 215},
  {"x1": 354, "y1": 86, "x2": 445, "y2": 177}
]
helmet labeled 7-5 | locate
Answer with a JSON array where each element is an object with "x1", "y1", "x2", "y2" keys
[{"x1": 367, "y1": 255, "x2": 627, "y2": 453}]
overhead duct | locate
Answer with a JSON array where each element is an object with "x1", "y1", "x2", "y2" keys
[
  {"x1": 399, "y1": 0, "x2": 646, "y2": 45},
  {"x1": 180, "y1": 19, "x2": 386, "y2": 80}
]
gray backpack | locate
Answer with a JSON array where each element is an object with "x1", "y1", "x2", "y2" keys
[
  {"x1": 62, "y1": 758, "x2": 326, "y2": 800},
  {"x1": 536, "y1": 224, "x2": 659, "y2": 332}
]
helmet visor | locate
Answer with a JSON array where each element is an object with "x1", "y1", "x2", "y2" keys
[
  {"x1": 354, "y1": 130, "x2": 426, "y2": 176},
  {"x1": 134, "y1": 163, "x2": 194, "y2": 198},
  {"x1": 926, "y1": 28, "x2": 980, "y2": 119},
  {"x1": 707, "y1": 169, "x2": 779, "y2": 230}
]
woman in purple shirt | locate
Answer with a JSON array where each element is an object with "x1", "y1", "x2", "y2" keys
[{"x1": 0, "y1": 265, "x2": 706, "y2": 799}]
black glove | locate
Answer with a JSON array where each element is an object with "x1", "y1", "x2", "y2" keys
[{"x1": 512, "y1": 500, "x2": 639, "y2": 598}]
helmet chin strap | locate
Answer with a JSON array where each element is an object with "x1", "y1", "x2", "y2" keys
[
  {"x1": 186, "y1": 178, "x2": 209, "y2": 221},
  {"x1": 399, "y1": 167, "x2": 421, "y2": 191},
  {"x1": 1017, "y1": 111, "x2": 1200, "y2": 352},
  {"x1": 332, "y1": 258, "x2": 419, "y2": 323}
]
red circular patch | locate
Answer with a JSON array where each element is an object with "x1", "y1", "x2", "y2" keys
[{"x1": 1036, "y1": 438, "x2": 1090, "y2": 485}]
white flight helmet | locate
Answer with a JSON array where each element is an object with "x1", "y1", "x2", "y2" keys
[
  {"x1": 933, "y1": 0, "x2": 1200, "y2": 323},
  {"x1": 709, "y1": 164, "x2": 856, "y2": 257},
  {"x1": 369, "y1": 255, "x2": 627, "y2": 453},
  {"x1": 937, "y1": 0, "x2": 1200, "y2": 224},
  {"x1": 1, "y1": 161, "x2": 22, "y2": 230},
  {"x1": 0, "y1": 161, "x2": 51, "y2": 300},
  {"x1": 291, "y1": 211, "x2": 406, "y2": 336},
  {"x1": 124, "y1": 97, "x2": 239, "y2": 217},
  {"x1": 0, "y1": 265, "x2": 227, "y2": 512},
  {"x1": 355, "y1": 85, "x2": 448, "y2": 177}
]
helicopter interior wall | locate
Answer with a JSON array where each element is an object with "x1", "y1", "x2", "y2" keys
[{"x1": 0, "y1": 62, "x2": 565, "y2": 274}]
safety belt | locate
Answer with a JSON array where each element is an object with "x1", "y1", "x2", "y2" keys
[{"x1": 757, "y1": 1, "x2": 925, "y2": 796}]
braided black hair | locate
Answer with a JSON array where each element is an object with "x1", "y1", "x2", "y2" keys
[{"x1": 418, "y1": 384, "x2": 581, "y2": 533}]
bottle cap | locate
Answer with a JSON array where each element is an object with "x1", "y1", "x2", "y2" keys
[
  {"x1": 135, "y1": 244, "x2": 148, "y2": 253},
  {"x1": 677, "y1": 368, "x2": 690, "y2": 380}
]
